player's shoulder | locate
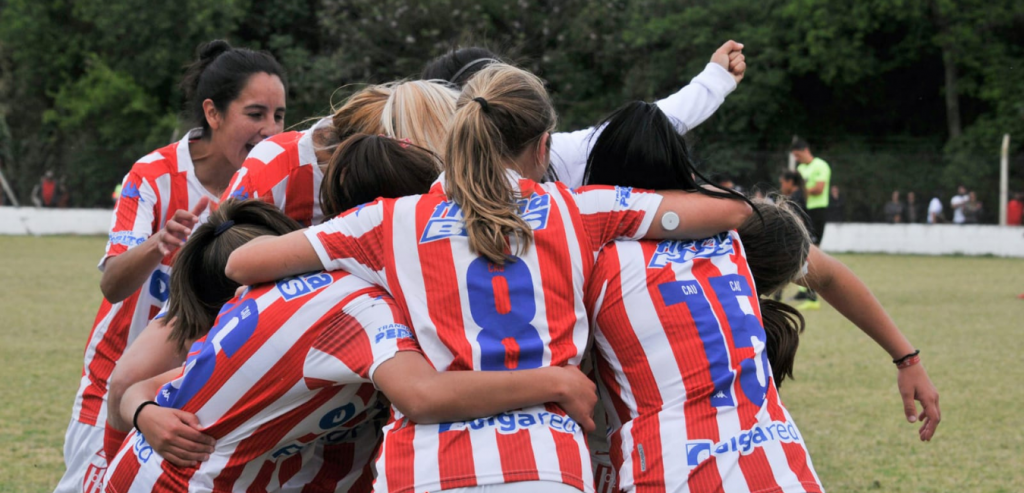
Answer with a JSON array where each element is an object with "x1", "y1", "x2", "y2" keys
[
  {"x1": 243, "y1": 131, "x2": 303, "y2": 169},
  {"x1": 127, "y1": 141, "x2": 180, "y2": 178}
]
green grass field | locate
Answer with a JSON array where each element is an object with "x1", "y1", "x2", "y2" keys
[{"x1": 1, "y1": 236, "x2": 1022, "y2": 492}]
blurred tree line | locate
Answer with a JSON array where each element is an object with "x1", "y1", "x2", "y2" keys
[{"x1": 0, "y1": 0, "x2": 1021, "y2": 221}]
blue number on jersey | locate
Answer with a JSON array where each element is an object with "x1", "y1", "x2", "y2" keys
[
  {"x1": 467, "y1": 256, "x2": 544, "y2": 371},
  {"x1": 157, "y1": 298, "x2": 260, "y2": 408},
  {"x1": 658, "y1": 275, "x2": 768, "y2": 408},
  {"x1": 149, "y1": 270, "x2": 170, "y2": 303}
]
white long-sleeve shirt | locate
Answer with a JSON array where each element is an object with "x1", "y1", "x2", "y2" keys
[{"x1": 548, "y1": 62, "x2": 737, "y2": 188}]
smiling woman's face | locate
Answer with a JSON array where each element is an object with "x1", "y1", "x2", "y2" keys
[{"x1": 207, "y1": 72, "x2": 286, "y2": 168}]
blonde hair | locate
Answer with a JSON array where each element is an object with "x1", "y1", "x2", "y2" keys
[
  {"x1": 382, "y1": 80, "x2": 459, "y2": 155},
  {"x1": 444, "y1": 64, "x2": 556, "y2": 264},
  {"x1": 314, "y1": 81, "x2": 456, "y2": 161}
]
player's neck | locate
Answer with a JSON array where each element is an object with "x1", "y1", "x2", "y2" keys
[{"x1": 190, "y1": 139, "x2": 235, "y2": 197}]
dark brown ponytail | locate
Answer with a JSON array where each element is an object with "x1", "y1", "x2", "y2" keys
[
  {"x1": 737, "y1": 198, "x2": 812, "y2": 387},
  {"x1": 166, "y1": 199, "x2": 301, "y2": 349}
]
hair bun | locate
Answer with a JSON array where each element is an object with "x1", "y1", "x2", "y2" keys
[{"x1": 198, "y1": 39, "x2": 232, "y2": 62}]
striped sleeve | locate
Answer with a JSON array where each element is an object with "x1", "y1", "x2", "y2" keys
[
  {"x1": 222, "y1": 166, "x2": 253, "y2": 201},
  {"x1": 307, "y1": 292, "x2": 421, "y2": 386},
  {"x1": 303, "y1": 200, "x2": 388, "y2": 287},
  {"x1": 570, "y1": 185, "x2": 664, "y2": 253},
  {"x1": 99, "y1": 170, "x2": 158, "y2": 270}
]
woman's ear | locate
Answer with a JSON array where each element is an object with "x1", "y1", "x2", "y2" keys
[
  {"x1": 203, "y1": 99, "x2": 221, "y2": 132},
  {"x1": 535, "y1": 132, "x2": 551, "y2": 173}
]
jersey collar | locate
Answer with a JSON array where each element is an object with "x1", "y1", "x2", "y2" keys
[{"x1": 432, "y1": 168, "x2": 526, "y2": 195}]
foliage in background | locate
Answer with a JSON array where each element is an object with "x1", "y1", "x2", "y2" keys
[{"x1": 0, "y1": 0, "x2": 1021, "y2": 220}]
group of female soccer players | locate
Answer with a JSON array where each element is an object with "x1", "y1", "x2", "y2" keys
[{"x1": 55, "y1": 38, "x2": 941, "y2": 493}]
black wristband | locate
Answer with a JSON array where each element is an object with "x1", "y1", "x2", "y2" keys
[
  {"x1": 132, "y1": 401, "x2": 160, "y2": 431},
  {"x1": 892, "y1": 349, "x2": 920, "y2": 365}
]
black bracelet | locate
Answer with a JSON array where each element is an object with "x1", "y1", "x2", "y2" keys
[
  {"x1": 133, "y1": 401, "x2": 160, "y2": 431},
  {"x1": 892, "y1": 349, "x2": 920, "y2": 365}
]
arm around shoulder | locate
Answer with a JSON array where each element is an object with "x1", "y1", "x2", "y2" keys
[
  {"x1": 646, "y1": 191, "x2": 751, "y2": 240},
  {"x1": 224, "y1": 230, "x2": 322, "y2": 286},
  {"x1": 373, "y1": 352, "x2": 597, "y2": 432}
]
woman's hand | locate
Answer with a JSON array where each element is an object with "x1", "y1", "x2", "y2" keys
[
  {"x1": 155, "y1": 197, "x2": 209, "y2": 256},
  {"x1": 136, "y1": 404, "x2": 216, "y2": 467},
  {"x1": 897, "y1": 363, "x2": 941, "y2": 441},
  {"x1": 549, "y1": 366, "x2": 599, "y2": 433},
  {"x1": 710, "y1": 40, "x2": 746, "y2": 85}
]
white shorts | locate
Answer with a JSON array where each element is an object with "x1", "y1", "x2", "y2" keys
[
  {"x1": 53, "y1": 418, "x2": 107, "y2": 493},
  {"x1": 443, "y1": 481, "x2": 583, "y2": 493}
]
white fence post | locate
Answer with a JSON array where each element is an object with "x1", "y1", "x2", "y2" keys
[{"x1": 999, "y1": 134, "x2": 1010, "y2": 226}]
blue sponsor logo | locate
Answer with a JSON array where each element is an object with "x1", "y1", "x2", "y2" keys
[
  {"x1": 439, "y1": 409, "x2": 579, "y2": 435},
  {"x1": 420, "y1": 194, "x2": 551, "y2": 244},
  {"x1": 685, "y1": 421, "x2": 803, "y2": 467},
  {"x1": 121, "y1": 182, "x2": 142, "y2": 201},
  {"x1": 615, "y1": 186, "x2": 632, "y2": 207},
  {"x1": 319, "y1": 403, "x2": 357, "y2": 430},
  {"x1": 271, "y1": 402, "x2": 363, "y2": 459},
  {"x1": 133, "y1": 433, "x2": 154, "y2": 464},
  {"x1": 229, "y1": 186, "x2": 249, "y2": 200},
  {"x1": 276, "y1": 272, "x2": 333, "y2": 300},
  {"x1": 149, "y1": 270, "x2": 170, "y2": 302},
  {"x1": 516, "y1": 193, "x2": 551, "y2": 230},
  {"x1": 108, "y1": 231, "x2": 147, "y2": 248},
  {"x1": 420, "y1": 201, "x2": 466, "y2": 243},
  {"x1": 374, "y1": 323, "x2": 414, "y2": 344},
  {"x1": 648, "y1": 233, "x2": 734, "y2": 269}
]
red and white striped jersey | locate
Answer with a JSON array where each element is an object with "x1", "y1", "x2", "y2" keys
[
  {"x1": 585, "y1": 231, "x2": 823, "y2": 493},
  {"x1": 104, "y1": 270, "x2": 418, "y2": 493},
  {"x1": 222, "y1": 118, "x2": 329, "y2": 227},
  {"x1": 302, "y1": 171, "x2": 664, "y2": 493},
  {"x1": 74, "y1": 129, "x2": 219, "y2": 427}
]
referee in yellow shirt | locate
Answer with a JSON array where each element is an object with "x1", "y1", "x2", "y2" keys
[{"x1": 791, "y1": 138, "x2": 831, "y2": 309}]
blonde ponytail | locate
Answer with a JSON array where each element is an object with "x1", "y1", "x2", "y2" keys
[{"x1": 443, "y1": 64, "x2": 556, "y2": 265}]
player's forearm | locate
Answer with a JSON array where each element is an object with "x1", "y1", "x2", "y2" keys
[
  {"x1": 118, "y1": 371, "x2": 176, "y2": 428},
  {"x1": 225, "y1": 230, "x2": 320, "y2": 286},
  {"x1": 648, "y1": 191, "x2": 752, "y2": 240},
  {"x1": 800, "y1": 246, "x2": 915, "y2": 359},
  {"x1": 376, "y1": 352, "x2": 577, "y2": 424},
  {"x1": 107, "y1": 318, "x2": 186, "y2": 431},
  {"x1": 654, "y1": 63, "x2": 736, "y2": 131},
  {"x1": 383, "y1": 363, "x2": 571, "y2": 424},
  {"x1": 101, "y1": 236, "x2": 165, "y2": 303}
]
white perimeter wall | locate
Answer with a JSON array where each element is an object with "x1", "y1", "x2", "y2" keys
[
  {"x1": 2, "y1": 207, "x2": 1023, "y2": 258},
  {"x1": 0, "y1": 207, "x2": 112, "y2": 236},
  {"x1": 820, "y1": 223, "x2": 1024, "y2": 258}
]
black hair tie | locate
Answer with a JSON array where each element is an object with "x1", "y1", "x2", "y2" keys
[
  {"x1": 214, "y1": 219, "x2": 235, "y2": 237},
  {"x1": 473, "y1": 97, "x2": 491, "y2": 113}
]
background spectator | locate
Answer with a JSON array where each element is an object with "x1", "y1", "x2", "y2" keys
[
  {"x1": 884, "y1": 190, "x2": 904, "y2": 223},
  {"x1": 31, "y1": 170, "x2": 58, "y2": 208},
  {"x1": 1008, "y1": 192, "x2": 1023, "y2": 226},
  {"x1": 928, "y1": 190, "x2": 945, "y2": 223},
  {"x1": 826, "y1": 185, "x2": 845, "y2": 222},
  {"x1": 712, "y1": 173, "x2": 742, "y2": 194},
  {"x1": 791, "y1": 138, "x2": 831, "y2": 245},
  {"x1": 950, "y1": 185, "x2": 969, "y2": 224},
  {"x1": 963, "y1": 191, "x2": 982, "y2": 224},
  {"x1": 906, "y1": 191, "x2": 920, "y2": 223},
  {"x1": 57, "y1": 175, "x2": 71, "y2": 208},
  {"x1": 779, "y1": 170, "x2": 807, "y2": 213}
]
